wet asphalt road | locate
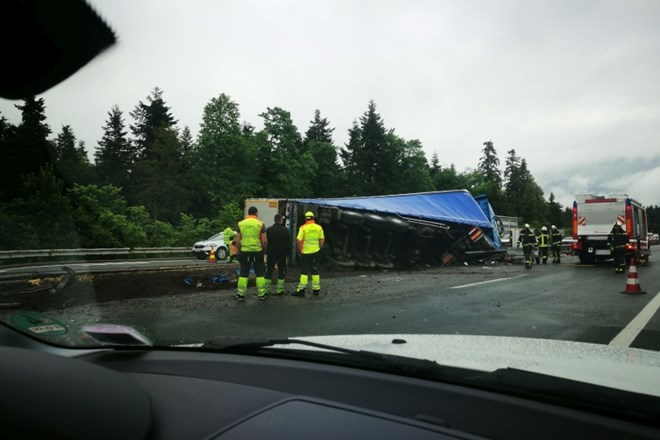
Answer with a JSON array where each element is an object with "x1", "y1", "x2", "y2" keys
[{"x1": 40, "y1": 248, "x2": 660, "y2": 351}]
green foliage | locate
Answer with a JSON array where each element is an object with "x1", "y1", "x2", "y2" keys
[
  {"x1": 431, "y1": 163, "x2": 469, "y2": 191},
  {"x1": 130, "y1": 127, "x2": 191, "y2": 224},
  {"x1": 388, "y1": 135, "x2": 434, "y2": 194},
  {"x1": 308, "y1": 140, "x2": 346, "y2": 197},
  {"x1": 53, "y1": 125, "x2": 95, "y2": 187},
  {"x1": 2, "y1": 88, "x2": 572, "y2": 251},
  {"x1": 216, "y1": 201, "x2": 243, "y2": 228},
  {"x1": 187, "y1": 93, "x2": 258, "y2": 216},
  {"x1": 69, "y1": 184, "x2": 132, "y2": 247},
  {"x1": 0, "y1": 166, "x2": 78, "y2": 249},
  {"x1": 502, "y1": 150, "x2": 546, "y2": 222},
  {"x1": 645, "y1": 205, "x2": 660, "y2": 232},
  {"x1": 256, "y1": 107, "x2": 315, "y2": 197},
  {"x1": 176, "y1": 214, "x2": 214, "y2": 247}
]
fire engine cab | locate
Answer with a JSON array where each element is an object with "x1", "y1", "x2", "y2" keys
[{"x1": 572, "y1": 194, "x2": 651, "y2": 265}]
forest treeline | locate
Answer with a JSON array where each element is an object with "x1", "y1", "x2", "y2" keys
[{"x1": 2, "y1": 88, "x2": 657, "y2": 249}]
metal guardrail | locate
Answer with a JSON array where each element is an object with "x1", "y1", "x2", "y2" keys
[{"x1": 0, "y1": 247, "x2": 189, "y2": 260}]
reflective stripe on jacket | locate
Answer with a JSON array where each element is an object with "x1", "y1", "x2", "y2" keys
[
  {"x1": 518, "y1": 229, "x2": 536, "y2": 247},
  {"x1": 551, "y1": 231, "x2": 562, "y2": 246},
  {"x1": 538, "y1": 233, "x2": 550, "y2": 248}
]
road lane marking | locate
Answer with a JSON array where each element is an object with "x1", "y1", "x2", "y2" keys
[
  {"x1": 609, "y1": 291, "x2": 660, "y2": 348},
  {"x1": 450, "y1": 274, "x2": 529, "y2": 289}
]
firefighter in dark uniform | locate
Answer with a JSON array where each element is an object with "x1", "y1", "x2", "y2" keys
[
  {"x1": 607, "y1": 221, "x2": 628, "y2": 273},
  {"x1": 517, "y1": 224, "x2": 537, "y2": 269},
  {"x1": 550, "y1": 225, "x2": 563, "y2": 263},
  {"x1": 538, "y1": 226, "x2": 550, "y2": 264}
]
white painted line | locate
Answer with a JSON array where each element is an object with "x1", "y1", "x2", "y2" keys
[
  {"x1": 450, "y1": 274, "x2": 529, "y2": 289},
  {"x1": 609, "y1": 291, "x2": 660, "y2": 348}
]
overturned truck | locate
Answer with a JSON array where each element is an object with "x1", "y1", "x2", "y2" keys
[{"x1": 278, "y1": 190, "x2": 505, "y2": 270}]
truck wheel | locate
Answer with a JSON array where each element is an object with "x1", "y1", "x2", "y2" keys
[
  {"x1": 340, "y1": 211, "x2": 364, "y2": 225},
  {"x1": 216, "y1": 247, "x2": 228, "y2": 260},
  {"x1": 363, "y1": 213, "x2": 387, "y2": 229},
  {"x1": 386, "y1": 217, "x2": 409, "y2": 233}
]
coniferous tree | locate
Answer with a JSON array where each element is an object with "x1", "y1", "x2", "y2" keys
[
  {"x1": 341, "y1": 101, "x2": 398, "y2": 195},
  {"x1": 179, "y1": 126, "x2": 194, "y2": 155},
  {"x1": 303, "y1": 109, "x2": 344, "y2": 197},
  {"x1": 429, "y1": 152, "x2": 440, "y2": 180},
  {"x1": 478, "y1": 140, "x2": 502, "y2": 187},
  {"x1": 128, "y1": 87, "x2": 178, "y2": 207},
  {"x1": 339, "y1": 120, "x2": 361, "y2": 194},
  {"x1": 304, "y1": 109, "x2": 335, "y2": 147},
  {"x1": 130, "y1": 87, "x2": 177, "y2": 159},
  {"x1": 546, "y1": 192, "x2": 564, "y2": 228},
  {"x1": 5, "y1": 97, "x2": 54, "y2": 200},
  {"x1": 53, "y1": 125, "x2": 94, "y2": 186},
  {"x1": 131, "y1": 127, "x2": 190, "y2": 224},
  {"x1": 95, "y1": 105, "x2": 133, "y2": 191},
  {"x1": 0, "y1": 113, "x2": 18, "y2": 201}
]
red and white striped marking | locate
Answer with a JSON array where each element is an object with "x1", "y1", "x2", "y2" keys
[
  {"x1": 616, "y1": 214, "x2": 625, "y2": 224},
  {"x1": 622, "y1": 259, "x2": 645, "y2": 294},
  {"x1": 578, "y1": 216, "x2": 586, "y2": 225}
]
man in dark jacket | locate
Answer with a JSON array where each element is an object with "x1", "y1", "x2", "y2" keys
[
  {"x1": 607, "y1": 221, "x2": 628, "y2": 273},
  {"x1": 265, "y1": 213, "x2": 291, "y2": 295}
]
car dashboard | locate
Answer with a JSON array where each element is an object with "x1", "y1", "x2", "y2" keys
[{"x1": 1, "y1": 328, "x2": 659, "y2": 439}]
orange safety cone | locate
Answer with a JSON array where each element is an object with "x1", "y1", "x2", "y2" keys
[
  {"x1": 208, "y1": 245, "x2": 216, "y2": 263},
  {"x1": 621, "y1": 257, "x2": 646, "y2": 295}
]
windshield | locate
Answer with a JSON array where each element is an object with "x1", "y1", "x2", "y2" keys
[{"x1": 1, "y1": 0, "x2": 659, "y2": 401}]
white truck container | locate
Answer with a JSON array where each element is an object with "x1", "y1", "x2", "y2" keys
[
  {"x1": 572, "y1": 194, "x2": 651, "y2": 265},
  {"x1": 244, "y1": 198, "x2": 282, "y2": 228}
]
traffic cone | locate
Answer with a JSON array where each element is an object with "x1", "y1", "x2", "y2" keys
[
  {"x1": 208, "y1": 246, "x2": 216, "y2": 263},
  {"x1": 621, "y1": 257, "x2": 646, "y2": 294}
]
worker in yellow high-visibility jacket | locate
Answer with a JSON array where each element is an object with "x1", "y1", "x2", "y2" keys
[
  {"x1": 235, "y1": 206, "x2": 267, "y2": 301},
  {"x1": 293, "y1": 211, "x2": 324, "y2": 297}
]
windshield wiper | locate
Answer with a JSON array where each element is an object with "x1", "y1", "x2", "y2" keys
[{"x1": 204, "y1": 336, "x2": 478, "y2": 380}]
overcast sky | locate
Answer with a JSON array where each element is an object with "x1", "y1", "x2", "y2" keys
[{"x1": 1, "y1": 0, "x2": 659, "y2": 208}]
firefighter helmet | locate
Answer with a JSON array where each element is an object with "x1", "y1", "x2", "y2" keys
[
  {"x1": 551, "y1": 225, "x2": 557, "y2": 230},
  {"x1": 541, "y1": 226, "x2": 548, "y2": 232},
  {"x1": 524, "y1": 223, "x2": 530, "y2": 228},
  {"x1": 305, "y1": 211, "x2": 315, "y2": 219},
  {"x1": 615, "y1": 220, "x2": 623, "y2": 226}
]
